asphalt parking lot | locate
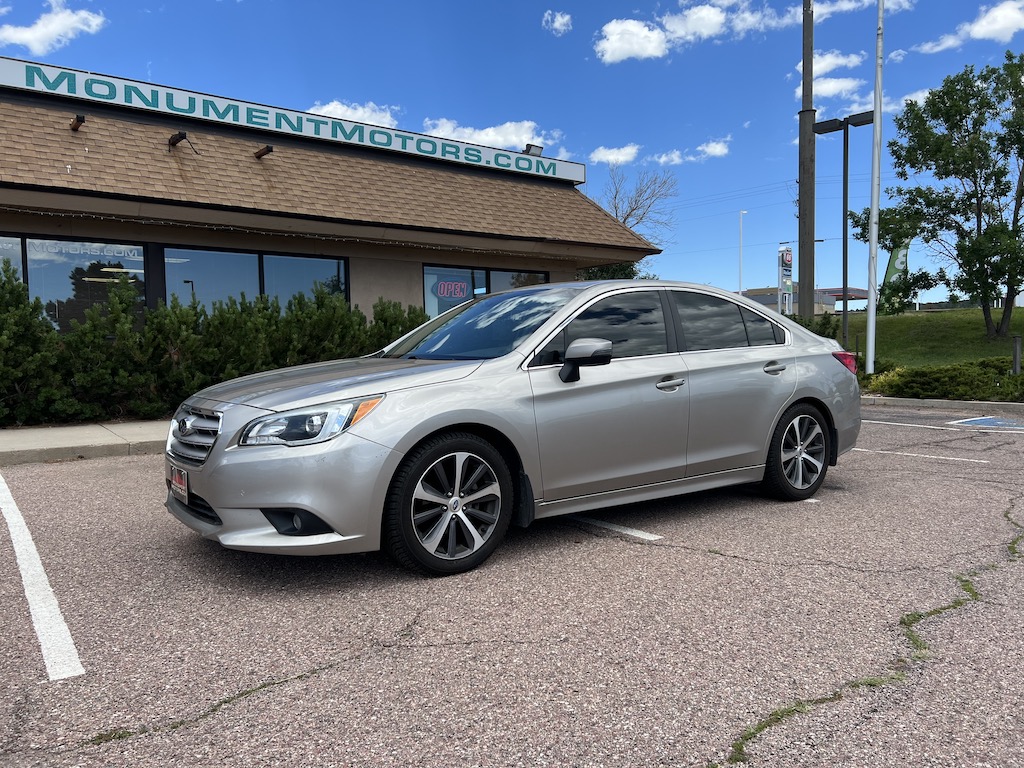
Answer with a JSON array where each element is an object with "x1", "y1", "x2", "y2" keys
[{"x1": 1, "y1": 402, "x2": 1022, "y2": 767}]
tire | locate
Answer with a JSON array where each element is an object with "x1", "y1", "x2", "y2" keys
[
  {"x1": 384, "y1": 432, "x2": 513, "y2": 575},
  {"x1": 762, "y1": 404, "x2": 831, "y2": 501}
]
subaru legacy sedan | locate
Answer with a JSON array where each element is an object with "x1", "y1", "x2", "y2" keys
[{"x1": 165, "y1": 280, "x2": 860, "y2": 575}]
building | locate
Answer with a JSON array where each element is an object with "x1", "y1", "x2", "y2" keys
[{"x1": 0, "y1": 57, "x2": 657, "y2": 328}]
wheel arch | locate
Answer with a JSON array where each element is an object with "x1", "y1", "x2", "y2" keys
[
  {"x1": 779, "y1": 396, "x2": 839, "y2": 467},
  {"x1": 385, "y1": 422, "x2": 537, "y2": 534}
]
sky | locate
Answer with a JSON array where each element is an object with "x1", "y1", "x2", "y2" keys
[{"x1": 1, "y1": 0, "x2": 1023, "y2": 306}]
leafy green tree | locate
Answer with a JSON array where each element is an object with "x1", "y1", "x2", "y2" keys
[
  {"x1": 853, "y1": 51, "x2": 1024, "y2": 337},
  {"x1": 878, "y1": 269, "x2": 938, "y2": 315}
]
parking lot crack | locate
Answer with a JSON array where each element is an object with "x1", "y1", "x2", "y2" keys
[{"x1": 706, "y1": 494, "x2": 1023, "y2": 767}]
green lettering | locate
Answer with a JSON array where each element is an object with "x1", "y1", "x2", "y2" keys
[
  {"x1": 394, "y1": 134, "x2": 415, "y2": 150},
  {"x1": 307, "y1": 117, "x2": 328, "y2": 136},
  {"x1": 334, "y1": 122, "x2": 365, "y2": 142},
  {"x1": 416, "y1": 138, "x2": 437, "y2": 155},
  {"x1": 464, "y1": 147, "x2": 482, "y2": 163},
  {"x1": 515, "y1": 157, "x2": 534, "y2": 172},
  {"x1": 84, "y1": 78, "x2": 116, "y2": 100},
  {"x1": 494, "y1": 153, "x2": 512, "y2": 169},
  {"x1": 246, "y1": 107, "x2": 269, "y2": 127},
  {"x1": 125, "y1": 85, "x2": 159, "y2": 108},
  {"x1": 276, "y1": 112, "x2": 302, "y2": 132},
  {"x1": 25, "y1": 66, "x2": 76, "y2": 94},
  {"x1": 203, "y1": 99, "x2": 240, "y2": 121},
  {"x1": 368, "y1": 129, "x2": 391, "y2": 147},
  {"x1": 440, "y1": 143, "x2": 460, "y2": 159},
  {"x1": 165, "y1": 93, "x2": 197, "y2": 114},
  {"x1": 535, "y1": 159, "x2": 557, "y2": 176}
]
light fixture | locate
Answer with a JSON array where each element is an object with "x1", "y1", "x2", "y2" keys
[
  {"x1": 69, "y1": 114, "x2": 85, "y2": 131},
  {"x1": 524, "y1": 143, "x2": 543, "y2": 156},
  {"x1": 168, "y1": 131, "x2": 187, "y2": 148},
  {"x1": 254, "y1": 144, "x2": 273, "y2": 159}
]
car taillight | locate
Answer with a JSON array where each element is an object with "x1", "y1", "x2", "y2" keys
[{"x1": 833, "y1": 351, "x2": 857, "y2": 374}]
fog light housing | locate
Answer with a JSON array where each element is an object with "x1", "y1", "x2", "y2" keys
[{"x1": 263, "y1": 508, "x2": 333, "y2": 536}]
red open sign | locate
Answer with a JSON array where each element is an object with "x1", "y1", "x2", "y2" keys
[{"x1": 434, "y1": 280, "x2": 470, "y2": 300}]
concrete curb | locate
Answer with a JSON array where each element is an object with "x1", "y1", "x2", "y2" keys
[
  {"x1": 860, "y1": 395, "x2": 1024, "y2": 414},
  {"x1": 0, "y1": 421, "x2": 168, "y2": 467}
]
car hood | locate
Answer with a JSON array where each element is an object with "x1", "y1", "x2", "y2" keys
[{"x1": 191, "y1": 357, "x2": 482, "y2": 412}]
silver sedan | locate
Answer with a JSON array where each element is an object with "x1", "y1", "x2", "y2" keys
[{"x1": 165, "y1": 280, "x2": 860, "y2": 574}]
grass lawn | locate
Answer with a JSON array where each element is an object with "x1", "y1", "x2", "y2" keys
[{"x1": 840, "y1": 308, "x2": 1024, "y2": 368}]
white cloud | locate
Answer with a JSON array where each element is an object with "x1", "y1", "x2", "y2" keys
[
  {"x1": 650, "y1": 150, "x2": 684, "y2": 165},
  {"x1": 0, "y1": 0, "x2": 105, "y2": 55},
  {"x1": 888, "y1": 48, "x2": 907, "y2": 63},
  {"x1": 594, "y1": 19, "x2": 667, "y2": 64},
  {"x1": 594, "y1": 0, "x2": 912, "y2": 64},
  {"x1": 310, "y1": 100, "x2": 400, "y2": 128},
  {"x1": 662, "y1": 4, "x2": 727, "y2": 44},
  {"x1": 542, "y1": 10, "x2": 572, "y2": 36},
  {"x1": 590, "y1": 144, "x2": 642, "y2": 164},
  {"x1": 806, "y1": 76, "x2": 866, "y2": 99},
  {"x1": 812, "y1": 49, "x2": 866, "y2": 76},
  {"x1": 423, "y1": 118, "x2": 563, "y2": 151},
  {"x1": 696, "y1": 136, "x2": 731, "y2": 158},
  {"x1": 915, "y1": 0, "x2": 1024, "y2": 53}
]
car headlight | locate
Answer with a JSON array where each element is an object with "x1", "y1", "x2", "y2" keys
[{"x1": 239, "y1": 395, "x2": 384, "y2": 447}]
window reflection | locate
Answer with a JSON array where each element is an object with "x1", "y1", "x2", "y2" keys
[
  {"x1": 536, "y1": 291, "x2": 668, "y2": 364},
  {"x1": 26, "y1": 239, "x2": 145, "y2": 330},
  {"x1": 423, "y1": 265, "x2": 548, "y2": 317},
  {"x1": 264, "y1": 254, "x2": 346, "y2": 303},
  {"x1": 165, "y1": 248, "x2": 259, "y2": 311},
  {"x1": 0, "y1": 236, "x2": 22, "y2": 280}
]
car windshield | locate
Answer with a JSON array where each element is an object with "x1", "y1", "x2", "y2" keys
[{"x1": 382, "y1": 285, "x2": 585, "y2": 360}]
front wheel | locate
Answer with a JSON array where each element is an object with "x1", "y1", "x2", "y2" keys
[
  {"x1": 762, "y1": 404, "x2": 831, "y2": 500},
  {"x1": 384, "y1": 432, "x2": 513, "y2": 575}
]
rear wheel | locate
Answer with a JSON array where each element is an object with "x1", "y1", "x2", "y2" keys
[
  {"x1": 763, "y1": 404, "x2": 830, "y2": 500},
  {"x1": 384, "y1": 432, "x2": 513, "y2": 575}
]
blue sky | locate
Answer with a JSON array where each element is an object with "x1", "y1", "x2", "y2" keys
[{"x1": 2, "y1": 0, "x2": 1023, "y2": 304}]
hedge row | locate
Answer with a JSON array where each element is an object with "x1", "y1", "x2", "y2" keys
[
  {"x1": 0, "y1": 260, "x2": 428, "y2": 427},
  {"x1": 862, "y1": 357, "x2": 1024, "y2": 402}
]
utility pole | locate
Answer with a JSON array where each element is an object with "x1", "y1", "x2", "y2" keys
[{"x1": 798, "y1": 0, "x2": 816, "y2": 319}]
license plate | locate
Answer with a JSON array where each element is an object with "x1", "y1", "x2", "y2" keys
[{"x1": 170, "y1": 466, "x2": 188, "y2": 505}]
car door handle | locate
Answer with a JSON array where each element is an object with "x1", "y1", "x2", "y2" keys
[
  {"x1": 656, "y1": 377, "x2": 686, "y2": 391},
  {"x1": 763, "y1": 362, "x2": 787, "y2": 375}
]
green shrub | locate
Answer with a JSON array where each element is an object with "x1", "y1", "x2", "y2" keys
[
  {"x1": 863, "y1": 356, "x2": 1024, "y2": 402},
  {"x1": 0, "y1": 258, "x2": 71, "y2": 425},
  {"x1": 362, "y1": 298, "x2": 430, "y2": 354},
  {"x1": 278, "y1": 286, "x2": 369, "y2": 366}
]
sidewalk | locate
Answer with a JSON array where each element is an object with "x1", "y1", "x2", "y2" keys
[
  {"x1": 2, "y1": 397, "x2": 1024, "y2": 467},
  {"x1": 0, "y1": 420, "x2": 169, "y2": 467}
]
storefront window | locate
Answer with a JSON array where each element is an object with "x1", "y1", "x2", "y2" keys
[
  {"x1": 264, "y1": 254, "x2": 346, "y2": 304},
  {"x1": 424, "y1": 266, "x2": 487, "y2": 317},
  {"x1": 165, "y1": 248, "x2": 259, "y2": 312},
  {"x1": 26, "y1": 239, "x2": 145, "y2": 330},
  {"x1": 489, "y1": 270, "x2": 547, "y2": 292},
  {"x1": 423, "y1": 265, "x2": 548, "y2": 317},
  {"x1": 0, "y1": 236, "x2": 23, "y2": 280}
]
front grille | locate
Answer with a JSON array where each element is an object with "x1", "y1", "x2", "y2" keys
[
  {"x1": 184, "y1": 492, "x2": 222, "y2": 525},
  {"x1": 168, "y1": 404, "x2": 222, "y2": 466}
]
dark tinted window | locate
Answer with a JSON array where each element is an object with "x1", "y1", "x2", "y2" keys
[
  {"x1": 534, "y1": 291, "x2": 668, "y2": 365},
  {"x1": 741, "y1": 307, "x2": 783, "y2": 346},
  {"x1": 674, "y1": 292, "x2": 748, "y2": 351}
]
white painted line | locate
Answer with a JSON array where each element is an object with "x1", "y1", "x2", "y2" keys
[
  {"x1": 572, "y1": 516, "x2": 663, "y2": 541},
  {"x1": 0, "y1": 472, "x2": 84, "y2": 681},
  {"x1": 853, "y1": 447, "x2": 989, "y2": 464},
  {"x1": 863, "y1": 420, "x2": 961, "y2": 431}
]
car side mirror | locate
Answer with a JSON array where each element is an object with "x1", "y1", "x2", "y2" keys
[{"x1": 559, "y1": 337, "x2": 613, "y2": 382}]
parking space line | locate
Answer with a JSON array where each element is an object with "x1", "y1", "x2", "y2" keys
[
  {"x1": 572, "y1": 516, "x2": 664, "y2": 541},
  {"x1": 853, "y1": 448, "x2": 989, "y2": 464},
  {"x1": 0, "y1": 473, "x2": 84, "y2": 682},
  {"x1": 863, "y1": 420, "x2": 961, "y2": 431}
]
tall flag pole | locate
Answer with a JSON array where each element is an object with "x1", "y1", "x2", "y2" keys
[{"x1": 866, "y1": 0, "x2": 884, "y2": 373}]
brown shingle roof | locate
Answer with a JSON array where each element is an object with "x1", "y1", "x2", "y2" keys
[{"x1": 0, "y1": 96, "x2": 656, "y2": 256}]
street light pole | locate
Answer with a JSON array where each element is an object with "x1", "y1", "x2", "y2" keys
[
  {"x1": 739, "y1": 210, "x2": 747, "y2": 294},
  {"x1": 814, "y1": 110, "x2": 873, "y2": 348}
]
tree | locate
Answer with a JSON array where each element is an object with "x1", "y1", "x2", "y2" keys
[
  {"x1": 578, "y1": 165, "x2": 677, "y2": 280},
  {"x1": 852, "y1": 52, "x2": 1024, "y2": 337}
]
